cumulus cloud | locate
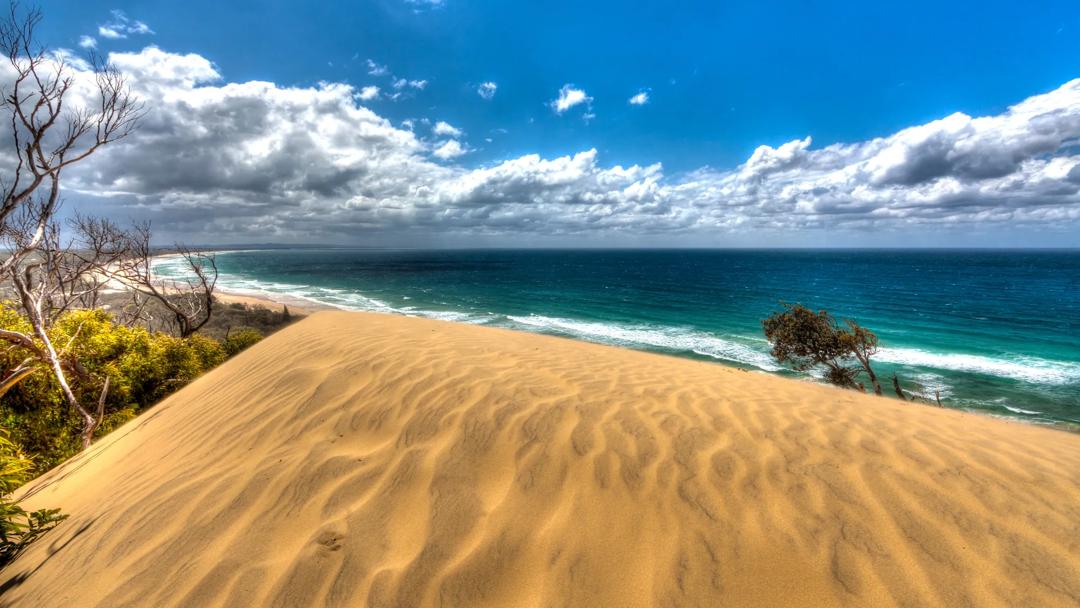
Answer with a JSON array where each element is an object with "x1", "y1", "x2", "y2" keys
[
  {"x1": 432, "y1": 140, "x2": 467, "y2": 160},
  {"x1": 96, "y1": 10, "x2": 154, "y2": 40},
  {"x1": 28, "y1": 46, "x2": 1080, "y2": 244},
  {"x1": 78, "y1": 35, "x2": 97, "y2": 49},
  {"x1": 551, "y1": 85, "x2": 592, "y2": 114},
  {"x1": 357, "y1": 86, "x2": 380, "y2": 101},
  {"x1": 477, "y1": 81, "x2": 497, "y2": 100},
  {"x1": 432, "y1": 120, "x2": 462, "y2": 137},
  {"x1": 628, "y1": 91, "x2": 649, "y2": 105}
]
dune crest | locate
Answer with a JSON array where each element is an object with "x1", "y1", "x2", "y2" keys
[{"x1": 3, "y1": 311, "x2": 1079, "y2": 607}]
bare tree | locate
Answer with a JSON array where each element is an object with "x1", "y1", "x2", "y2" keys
[
  {"x1": 1, "y1": 213, "x2": 122, "y2": 449},
  {"x1": 0, "y1": 6, "x2": 140, "y2": 270},
  {"x1": 0, "y1": 4, "x2": 141, "y2": 450},
  {"x1": 85, "y1": 221, "x2": 218, "y2": 338}
]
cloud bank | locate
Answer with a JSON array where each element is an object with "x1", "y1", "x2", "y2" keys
[{"x1": 38, "y1": 47, "x2": 1080, "y2": 245}]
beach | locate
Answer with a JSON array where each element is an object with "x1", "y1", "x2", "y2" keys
[{"x1": 3, "y1": 311, "x2": 1078, "y2": 607}]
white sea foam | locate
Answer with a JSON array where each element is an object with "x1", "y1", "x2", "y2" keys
[
  {"x1": 1003, "y1": 405, "x2": 1042, "y2": 416},
  {"x1": 506, "y1": 315, "x2": 783, "y2": 371},
  {"x1": 877, "y1": 347, "x2": 1080, "y2": 385},
  {"x1": 907, "y1": 372, "x2": 954, "y2": 400}
]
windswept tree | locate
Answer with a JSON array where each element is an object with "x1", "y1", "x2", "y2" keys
[{"x1": 763, "y1": 303, "x2": 900, "y2": 398}]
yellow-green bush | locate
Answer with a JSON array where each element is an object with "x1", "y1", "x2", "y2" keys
[
  {"x1": 223, "y1": 328, "x2": 264, "y2": 356},
  {"x1": 0, "y1": 305, "x2": 228, "y2": 473}
]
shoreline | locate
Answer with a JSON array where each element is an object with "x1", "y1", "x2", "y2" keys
[
  {"x1": 212, "y1": 288, "x2": 327, "y2": 317},
  {"x1": 149, "y1": 252, "x2": 1079, "y2": 431},
  {"x1": 149, "y1": 252, "x2": 333, "y2": 317}
]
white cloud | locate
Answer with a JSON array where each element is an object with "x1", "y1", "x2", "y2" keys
[
  {"x1": 358, "y1": 86, "x2": 380, "y2": 101},
  {"x1": 366, "y1": 59, "x2": 389, "y2": 76},
  {"x1": 393, "y1": 78, "x2": 427, "y2": 90},
  {"x1": 551, "y1": 84, "x2": 592, "y2": 114},
  {"x1": 432, "y1": 139, "x2": 467, "y2": 160},
  {"x1": 78, "y1": 36, "x2": 97, "y2": 49},
  {"x1": 432, "y1": 120, "x2": 462, "y2": 137},
  {"x1": 32, "y1": 47, "x2": 1080, "y2": 245},
  {"x1": 98, "y1": 26, "x2": 123, "y2": 39},
  {"x1": 129, "y1": 21, "x2": 153, "y2": 35},
  {"x1": 95, "y1": 11, "x2": 154, "y2": 40},
  {"x1": 477, "y1": 81, "x2": 497, "y2": 100},
  {"x1": 628, "y1": 91, "x2": 649, "y2": 105}
]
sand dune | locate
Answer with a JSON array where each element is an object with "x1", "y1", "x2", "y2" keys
[{"x1": 2, "y1": 311, "x2": 1078, "y2": 607}]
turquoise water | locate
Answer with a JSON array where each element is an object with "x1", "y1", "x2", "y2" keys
[{"x1": 155, "y1": 249, "x2": 1080, "y2": 425}]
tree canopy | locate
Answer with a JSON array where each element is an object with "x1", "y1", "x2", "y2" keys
[{"x1": 762, "y1": 303, "x2": 884, "y2": 395}]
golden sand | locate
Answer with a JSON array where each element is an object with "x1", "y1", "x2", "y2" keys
[{"x1": 3, "y1": 311, "x2": 1079, "y2": 607}]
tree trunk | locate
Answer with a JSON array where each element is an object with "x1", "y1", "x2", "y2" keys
[
  {"x1": 855, "y1": 353, "x2": 883, "y2": 395},
  {"x1": 15, "y1": 272, "x2": 99, "y2": 452},
  {"x1": 891, "y1": 373, "x2": 907, "y2": 401},
  {"x1": 81, "y1": 377, "x2": 110, "y2": 450}
]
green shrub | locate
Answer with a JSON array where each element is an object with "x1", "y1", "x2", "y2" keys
[
  {"x1": 0, "y1": 304, "x2": 228, "y2": 473},
  {"x1": 223, "y1": 329, "x2": 264, "y2": 356}
]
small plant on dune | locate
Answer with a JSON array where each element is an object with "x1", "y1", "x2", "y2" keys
[
  {"x1": 763, "y1": 303, "x2": 905, "y2": 399},
  {"x1": 222, "y1": 328, "x2": 265, "y2": 356},
  {"x1": 0, "y1": 428, "x2": 66, "y2": 567}
]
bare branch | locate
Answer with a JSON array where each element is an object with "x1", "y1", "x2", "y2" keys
[{"x1": 0, "y1": 3, "x2": 143, "y2": 452}]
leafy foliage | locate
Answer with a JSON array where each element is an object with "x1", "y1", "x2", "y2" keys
[
  {"x1": 197, "y1": 302, "x2": 295, "y2": 341},
  {"x1": 762, "y1": 303, "x2": 882, "y2": 392},
  {"x1": 223, "y1": 328, "x2": 264, "y2": 356},
  {"x1": 0, "y1": 428, "x2": 66, "y2": 567},
  {"x1": 0, "y1": 304, "x2": 227, "y2": 472}
]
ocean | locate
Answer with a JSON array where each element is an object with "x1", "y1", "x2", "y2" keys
[{"x1": 154, "y1": 249, "x2": 1080, "y2": 425}]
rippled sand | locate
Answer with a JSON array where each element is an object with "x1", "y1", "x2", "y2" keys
[{"x1": 4, "y1": 311, "x2": 1079, "y2": 607}]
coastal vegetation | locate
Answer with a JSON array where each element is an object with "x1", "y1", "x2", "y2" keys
[
  {"x1": 0, "y1": 4, "x2": 293, "y2": 563},
  {"x1": 0, "y1": 306, "x2": 227, "y2": 470},
  {"x1": 763, "y1": 303, "x2": 910, "y2": 400}
]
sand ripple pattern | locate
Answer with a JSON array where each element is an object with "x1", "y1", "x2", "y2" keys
[{"x1": 3, "y1": 312, "x2": 1079, "y2": 607}]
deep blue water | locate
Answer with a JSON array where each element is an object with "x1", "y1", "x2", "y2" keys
[{"x1": 156, "y1": 249, "x2": 1080, "y2": 425}]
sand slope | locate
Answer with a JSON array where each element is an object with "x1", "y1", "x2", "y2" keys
[{"x1": 2, "y1": 311, "x2": 1078, "y2": 607}]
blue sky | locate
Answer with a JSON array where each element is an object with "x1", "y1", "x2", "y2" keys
[{"x1": 31, "y1": 0, "x2": 1080, "y2": 246}]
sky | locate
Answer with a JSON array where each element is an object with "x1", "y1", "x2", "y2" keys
[{"x1": 26, "y1": 0, "x2": 1080, "y2": 247}]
